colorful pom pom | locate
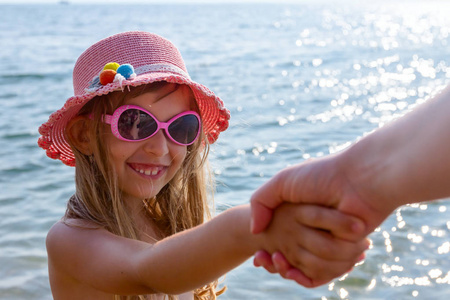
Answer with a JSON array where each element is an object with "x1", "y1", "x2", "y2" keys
[
  {"x1": 99, "y1": 69, "x2": 117, "y2": 85},
  {"x1": 90, "y1": 63, "x2": 135, "y2": 88},
  {"x1": 103, "y1": 62, "x2": 120, "y2": 71},
  {"x1": 117, "y1": 64, "x2": 135, "y2": 79}
]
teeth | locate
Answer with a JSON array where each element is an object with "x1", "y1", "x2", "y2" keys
[{"x1": 136, "y1": 167, "x2": 159, "y2": 176}]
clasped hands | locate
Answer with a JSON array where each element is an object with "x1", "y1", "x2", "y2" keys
[{"x1": 249, "y1": 155, "x2": 388, "y2": 288}]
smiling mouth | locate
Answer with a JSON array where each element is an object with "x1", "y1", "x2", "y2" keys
[{"x1": 129, "y1": 164, "x2": 165, "y2": 176}]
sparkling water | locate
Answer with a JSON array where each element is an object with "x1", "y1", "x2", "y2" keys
[{"x1": 1, "y1": 2, "x2": 449, "y2": 299}]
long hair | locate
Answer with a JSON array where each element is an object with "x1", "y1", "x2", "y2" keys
[{"x1": 64, "y1": 82, "x2": 225, "y2": 300}]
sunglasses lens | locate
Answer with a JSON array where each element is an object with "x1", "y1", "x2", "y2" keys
[
  {"x1": 116, "y1": 108, "x2": 200, "y2": 145},
  {"x1": 168, "y1": 114, "x2": 200, "y2": 145},
  {"x1": 118, "y1": 109, "x2": 157, "y2": 140}
]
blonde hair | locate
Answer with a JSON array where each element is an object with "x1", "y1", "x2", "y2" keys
[{"x1": 65, "y1": 82, "x2": 225, "y2": 300}]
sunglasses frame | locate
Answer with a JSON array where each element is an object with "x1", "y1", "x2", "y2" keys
[{"x1": 100, "y1": 105, "x2": 201, "y2": 146}]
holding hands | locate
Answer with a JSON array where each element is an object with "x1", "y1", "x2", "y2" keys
[
  {"x1": 250, "y1": 84, "x2": 450, "y2": 286},
  {"x1": 256, "y1": 202, "x2": 370, "y2": 287},
  {"x1": 250, "y1": 155, "x2": 377, "y2": 287}
]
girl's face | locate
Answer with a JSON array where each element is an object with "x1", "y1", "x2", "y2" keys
[{"x1": 103, "y1": 84, "x2": 194, "y2": 202}]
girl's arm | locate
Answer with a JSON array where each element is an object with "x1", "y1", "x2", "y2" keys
[
  {"x1": 47, "y1": 204, "x2": 367, "y2": 296},
  {"x1": 47, "y1": 205, "x2": 255, "y2": 296}
]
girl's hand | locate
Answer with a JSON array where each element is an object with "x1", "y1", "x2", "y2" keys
[
  {"x1": 254, "y1": 250, "x2": 365, "y2": 287},
  {"x1": 255, "y1": 203, "x2": 370, "y2": 287}
]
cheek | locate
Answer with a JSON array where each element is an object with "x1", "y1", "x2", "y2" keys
[
  {"x1": 103, "y1": 132, "x2": 131, "y2": 164},
  {"x1": 172, "y1": 146, "x2": 188, "y2": 169},
  {"x1": 166, "y1": 145, "x2": 188, "y2": 182}
]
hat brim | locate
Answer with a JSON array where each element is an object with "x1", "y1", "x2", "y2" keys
[{"x1": 38, "y1": 72, "x2": 230, "y2": 167}]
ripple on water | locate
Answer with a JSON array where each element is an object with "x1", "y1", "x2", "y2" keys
[{"x1": 2, "y1": 2, "x2": 450, "y2": 299}]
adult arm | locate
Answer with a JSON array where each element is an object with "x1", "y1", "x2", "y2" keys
[{"x1": 251, "y1": 84, "x2": 450, "y2": 235}]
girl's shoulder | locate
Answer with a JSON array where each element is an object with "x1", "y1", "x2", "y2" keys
[
  {"x1": 46, "y1": 219, "x2": 154, "y2": 296},
  {"x1": 45, "y1": 219, "x2": 107, "y2": 288},
  {"x1": 46, "y1": 219, "x2": 107, "y2": 264},
  {"x1": 46, "y1": 219, "x2": 149, "y2": 269},
  {"x1": 46, "y1": 219, "x2": 104, "y2": 247},
  {"x1": 59, "y1": 218, "x2": 103, "y2": 229}
]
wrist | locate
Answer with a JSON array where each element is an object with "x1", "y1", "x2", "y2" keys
[
  {"x1": 337, "y1": 137, "x2": 399, "y2": 231},
  {"x1": 227, "y1": 205, "x2": 263, "y2": 256}
]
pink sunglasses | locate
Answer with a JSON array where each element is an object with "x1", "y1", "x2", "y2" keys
[{"x1": 99, "y1": 105, "x2": 201, "y2": 146}]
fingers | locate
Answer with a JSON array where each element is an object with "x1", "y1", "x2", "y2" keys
[
  {"x1": 292, "y1": 204, "x2": 367, "y2": 242},
  {"x1": 284, "y1": 244, "x2": 362, "y2": 282},
  {"x1": 272, "y1": 252, "x2": 291, "y2": 275},
  {"x1": 272, "y1": 252, "x2": 318, "y2": 287},
  {"x1": 293, "y1": 224, "x2": 368, "y2": 262},
  {"x1": 255, "y1": 251, "x2": 316, "y2": 287},
  {"x1": 257, "y1": 251, "x2": 339, "y2": 288},
  {"x1": 250, "y1": 169, "x2": 294, "y2": 234},
  {"x1": 255, "y1": 203, "x2": 370, "y2": 281},
  {"x1": 272, "y1": 222, "x2": 368, "y2": 281},
  {"x1": 255, "y1": 238, "x2": 368, "y2": 285},
  {"x1": 255, "y1": 247, "x2": 367, "y2": 287},
  {"x1": 253, "y1": 250, "x2": 277, "y2": 273},
  {"x1": 270, "y1": 204, "x2": 370, "y2": 262}
]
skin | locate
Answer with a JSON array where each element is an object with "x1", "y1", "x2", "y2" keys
[
  {"x1": 46, "y1": 83, "x2": 369, "y2": 299},
  {"x1": 251, "y1": 84, "x2": 450, "y2": 281},
  {"x1": 103, "y1": 84, "x2": 190, "y2": 203}
]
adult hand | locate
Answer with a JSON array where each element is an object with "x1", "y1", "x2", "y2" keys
[
  {"x1": 248, "y1": 154, "x2": 390, "y2": 285},
  {"x1": 250, "y1": 154, "x2": 392, "y2": 237},
  {"x1": 250, "y1": 84, "x2": 450, "y2": 282},
  {"x1": 251, "y1": 85, "x2": 450, "y2": 234}
]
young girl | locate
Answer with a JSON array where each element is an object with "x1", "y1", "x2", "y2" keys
[{"x1": 38, "y1": 31, "x2": 369, "y2": 300}]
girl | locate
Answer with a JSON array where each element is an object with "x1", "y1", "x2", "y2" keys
[{"x1": 38, "y1": 31, "x2": 369, "y2": 300}]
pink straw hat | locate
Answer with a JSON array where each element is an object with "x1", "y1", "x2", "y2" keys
[{"x1": 38, "y1": 31, "x2": 230, "y2": 167}]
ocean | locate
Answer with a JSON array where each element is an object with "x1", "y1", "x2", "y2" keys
[{"x1": 0, "y1": 1, "x2": 449, "y2": 299}]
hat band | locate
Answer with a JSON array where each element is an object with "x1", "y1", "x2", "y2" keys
[
  {"x1": 85, "y1": 63, "x2": 191, "y2": 93},
  {"x1": 135, "y1": 63, "x2": 191, "y2": 80}
]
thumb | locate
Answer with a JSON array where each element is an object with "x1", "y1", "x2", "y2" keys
[
  {"x1": 250, "y1": 172, "x2": 286, "y2": 234},
  {"x1": 250, "y1": 200, "x2": 274, "y2": 234}
]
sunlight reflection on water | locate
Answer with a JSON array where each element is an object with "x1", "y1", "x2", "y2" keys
[{"x1": 1, "y1": 1, "x2": 449, "y2": 299}]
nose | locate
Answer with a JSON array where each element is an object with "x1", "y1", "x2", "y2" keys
[{"x1": 143, "y1": 129, "x2": 169, "y2": 157}]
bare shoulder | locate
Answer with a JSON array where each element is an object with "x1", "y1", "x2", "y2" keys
[
  {"x1": 47, "y1": 219, "x2": 102, "y2": 249},
  {"x1": 46, "y1": 219, "x2": 131, "y2": 262},
  {"x1": 46, "y1": 219, "x2": 151, "y2": 295},
  {"x1": 46, "y1": 220, "x2": 105, "y2": 269},
  {"x1": 46, "y1": 220, "x2": 147, "y2": 299}
]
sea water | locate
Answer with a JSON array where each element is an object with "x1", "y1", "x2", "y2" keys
[{"x1": 0, "y1": 1, "x2": 449, "y2": 299}]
